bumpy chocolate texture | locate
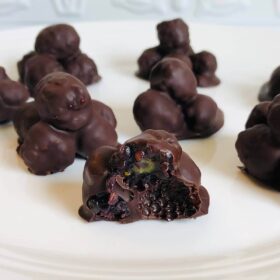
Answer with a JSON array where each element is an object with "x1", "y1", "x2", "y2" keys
[
  {"x1": 18, "y1": 24, "x2": 100, "y2": 95},
  {"x1": 79, "y1": 129, "x2": 209, "y2": 223},
  {"x1": 258, "y1": 66, "x2": 280, "y2": 101},
  {"x1": 0, "y1": 66, "x2": 29, "y2": 123},
  {"x1": 236, "y1": 94, "x2": 280, "y2": 186},
  {"x1": 137, "y1": 18, "x2": 220, "y2": 87},
  {"x1": 133, "y1": 58, "x2": 224, "y2": 140},
  {"x1": 14, "y1": 72, "x2": 117, "y2": 175}
]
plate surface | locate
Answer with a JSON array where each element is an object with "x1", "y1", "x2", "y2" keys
[{"x1": 0, "y1": 21, "x2": 280, "y2": 279}]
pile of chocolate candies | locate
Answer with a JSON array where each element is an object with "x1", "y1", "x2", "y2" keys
[
  {"x1": 18, "y1": 24, "x2": 101, "y2": 96},
  {"x1": 137, "y1": 18, "x2": 220, "y2": 87}
]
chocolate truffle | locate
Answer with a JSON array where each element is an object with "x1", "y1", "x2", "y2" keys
[
  {"x1": 190, "y1": 51, "x2": 220, "y2": 87},
  {"x1": 133, "y1": 58, "x2": 224, "y2": 140},
  {"x1": 136, "y1": 18, "x2": 220, "y2": 87},
  {"x1": 15, "y1": 72, "x2": 118, "y2": 175},
  {"x1": 236, "y1": 94, "x2": 280, "y2": 186},
  {"x1": 22, "y1": 54, "x2": 64, "y2": 95},
  {"x1": 137, "y1": 47, "x2": 162, "y2": 80},
  {"x1": 79, "y1": 129, "x2": 209, "y2": 223},
  {"x1": 258, "y1": 66, "x2": 280, "y2": 101},
  {"x1": 35, "y1": 24, "x2": 80, "y2": 60},
  {"x1": 35, "y1": 72, "x2": 92, "y2": 131},
  {"x1": 0, "y1": 67, "x2": 30, "y2": 124},
  {"x1": 62, "y1": 53, "x2": 101, "y2": 85},
  {"x1": 157, "y1": 18, "x2": 190, "y2": 54}
]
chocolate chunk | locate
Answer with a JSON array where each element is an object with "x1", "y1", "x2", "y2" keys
[
  {"x1": 136, "y1": 18, "x2": 220, "y2": 87},
  {"x1": 62, "y1": 52, "x2": 101, "y2": 85},
  {"x1": 236, "y1": 94, "x2": 280, "y2": 186},
  {"x1": 133, "y1": 58, "x2": 224, "y2": 140},
  {"x1": 15, "y1": 72, "x2": 118, "y2": 175},
  {"x1": 79, "y1": 129, "x2": 209, "y2": 223},
  {"x1": 17, "y1": 51, "x2": 36, "y2": 82},
  {"x1": 259, "y1": 66, "x2": 280, "y2": 101},
  {"x1": 22, "y1": 54, "x2": 64, "y2": 95},
  {"x1": 190, "y1": 51, "x2": 220, "y2": 87},
  {"x1": 35, "y1": 24, "x2": 80, "y2": 60},
  {"x1": 0, "y1": 68, "x2": 30, "y2": 123}
]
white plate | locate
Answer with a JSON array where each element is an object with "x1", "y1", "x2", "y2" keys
[{"x1": 0, "y1": 21, "x2": 280, "y2": 279}]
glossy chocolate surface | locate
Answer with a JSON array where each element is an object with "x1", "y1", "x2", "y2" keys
[
  {"x1": 15, "y1": 72, "x2": 118, "y2": 175},
  {"x1": 137, "y1": 18, "x2": 220, "y2": 87},
  {"x1": 79, "y1": 129, "x2": 209, "y2": 223},
  {"x1": 236, "y1": 94, "x2": 280, "y2": 186},
  {"x1": 134, "y1": 58, "x2": 224, "y2": 140}
]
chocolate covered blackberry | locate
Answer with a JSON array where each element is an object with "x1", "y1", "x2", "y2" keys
[
  {"x1": 259, "y1": 66, "x2": 280, "y2": 101},
  {"x1": 133, "y1": 58, "x2": 224, "y2": 140},
  {"x1": 22, "y1": 54, "x2": 64, "y2": 95},
  {"x1": 35, "y1": 24, "x2": 80, "y2": 60},
  {"x1": 136, "y1": 18, "x2": 220, "y2": 87},
  {"x1": 15, "y1": 72, "x2": 118, "y2": 175},
  {"x1": 190, "y1": 51, "x2": 220, "y2": 87},
  {"x1": 62, "y1": 53, "x2": 101, "y2": 85},
  {"x1": 79, "y1": 130, "x2": 209, "y2": 223},
  {"x1": 236, "y1": 94, "x2": 280, "y2": 186},
  {"x1": 0, "y1": 67, "x2": 30, "y2": 124}
]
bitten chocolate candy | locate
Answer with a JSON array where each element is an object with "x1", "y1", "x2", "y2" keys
[
  {"x1": 133, "y1": 58, "x2": 224, "y2": 140},
  {"x1": 136, "y1": 18, "x2": 220, "y2": 87},
  {"x1": 259, "y1": 66, "x2": 280, "y2": 101},
  {"x1": 35, "y1": 24, "x2": 80, "y2": 59},
  {"x1": 236, "y1": 94, "x2": 280, "y2": 186},
  {"x1": 0, "y1": 66, "x2": 30, "y2": 124},
  {"x1": 79, "y1": 129, "x2": 209, "y2": 223},
  {"x1": 15, "y1": 72, "x2": 118, "y2": 175}
]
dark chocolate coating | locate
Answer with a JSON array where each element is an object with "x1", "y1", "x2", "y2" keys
[
  {"x1": 13, "y1": 102, "x2": 40, "y2": 142},
  {"x1": 22, "y1": 54, "x2": 64, "y2": 95},
  {"x1": 136, "y1": 18, "x2": 220, "y2": 86},
  {"x1": 137, "y1": 47, "x2": 162, "y2": 80},
  {"x1": 0, "y1": 79, "x2": 29, "y2": 123},
  {"x1": 35, "y1": 24, "x2": 80, "y2": 60},
  {"x1": 236, "y1": 94, "x2": 280, "y2": 186},
  {"x1": 190, "y1": 51, "x2": 220, "y2": 87},
  {"x1": 259, "y1": 66, "x2": 280, "y2": 101},
  {"x1": 150, "y1": 58, "x2": 197, "y2": 103},
  {"x1": 157, "y1": 18, "x2": 190, "y2": 54},
  {"x1": 79, "y1": 129, "x2": 209, "y2": 223},
  {"x1": 35, "y1": 72, "x2": 92, "y2": 131},
  {"x1": 14, "y1": 72, "x2": 118, "y2": 175},
  {"x1": 17, "y1": 51, "x2": 36, "y2": 82},
  {"x1": 76, "y1": 100, "x2": 117, "y2": 158},
  {"x1": 133, "y1": 58, "x2": 224, "y2": 140},
  {"x1": 19, "y1": 121, "x2": 76, "y2": 175},
  {"x1": 62, "y1": 53, "x2": 101, "y2": 85}
]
